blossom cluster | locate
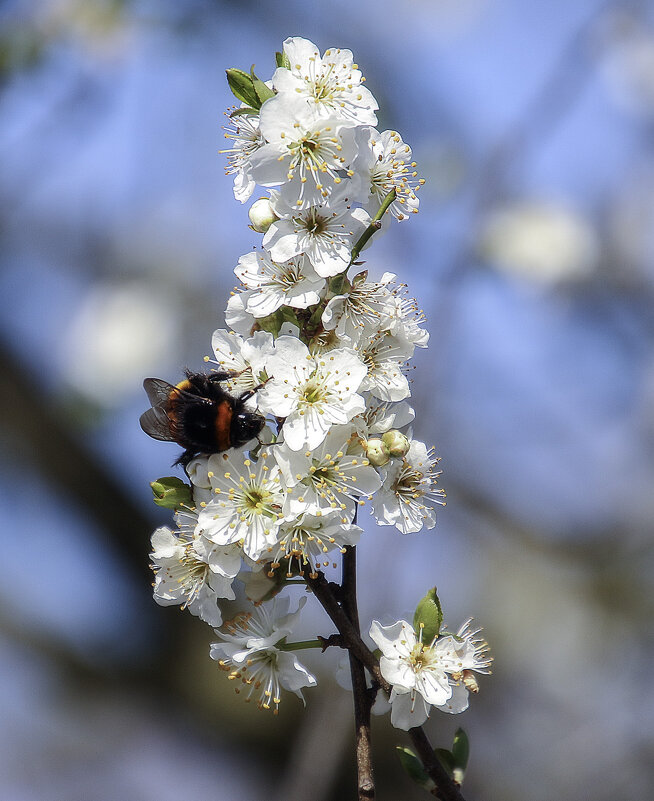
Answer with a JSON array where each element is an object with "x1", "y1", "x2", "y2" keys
[{"x1": 145, "y1": 37, "x2": 488, "y2": 725}]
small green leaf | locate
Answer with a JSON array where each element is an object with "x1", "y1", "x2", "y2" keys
[
  {"x1": 434, "y1": 748, "x2": 455, "y2": 777},
  {"x1": 250, "y1": 65, "x2": 275, "y2": 105},
  {"x1": 275, "y1": 50, "x2": 291, "y2": 70},
  {"x1": 396, "y1": 747, "x2": 435, "y2": 792},
  {"x1": 413, "y1": 587, "x2": 443, "y2": 645},
  {"x1": 151, "y1": 477, "x2": 193, "y2": 509},
  {"x1": 452, "y1": 728, "x2": 469, "y2": 771},
  {"x1": 225, "y1": 68, "x2": 260, "y2": 108}
]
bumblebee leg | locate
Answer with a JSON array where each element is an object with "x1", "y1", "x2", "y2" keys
[
  {"x1": 238, "y1": 379, "x2": 269, "y2": 402},
  {"x1": 206, "y1": 370, "x2": 234, "y2": 382}
]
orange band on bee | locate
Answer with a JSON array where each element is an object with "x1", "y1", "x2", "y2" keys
[{"x1": 215, "y1": 399, "x2": 233, "y2": 451}]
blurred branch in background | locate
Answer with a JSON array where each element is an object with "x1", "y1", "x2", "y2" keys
[{"x1": 0, "y1": 336, "x2": 153, "y2": 583}]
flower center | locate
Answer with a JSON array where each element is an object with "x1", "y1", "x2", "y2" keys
[
  {"x1": 409, "y1": 642, "x2": 431, "y2": 672},
  {"x1": 241, "y1": 485, "x2": 276, "y2": 518},
  {"x1": 299, "y1": 136, "x2": 319, "y2": 155},
  {"x1": 301, "y1": 378, "x2": 326, "y2": 405},
  {"x1": 300, "y1": 210, "x2": 328, "y2": 236}
]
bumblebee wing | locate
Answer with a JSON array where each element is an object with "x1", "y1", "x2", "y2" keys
[
  {"x1": 143, "y1": 378, "x2": 177, "y2": 408},
  {"x1": 139, "y1": 407, "x2": 177, "y2": 441},
  {"x1": 141, "y1": 378, "x2": 181, "y2": 441}
]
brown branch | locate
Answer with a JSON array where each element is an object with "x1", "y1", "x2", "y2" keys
[
  {"x1": 305, "y1": 570, "x2": 383, "y2": 683},
  {"x1": 341, "y1": 545, "x2": 375, "y2": 800}
]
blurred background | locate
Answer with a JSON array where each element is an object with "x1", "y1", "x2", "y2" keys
[{"x1": 1, "y1": 0, "x2": 654, "y2": 799}]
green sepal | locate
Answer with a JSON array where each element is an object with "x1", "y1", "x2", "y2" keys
[
  {"x1": 150, "y1": 477, "x2": 193, "y2": 509},
  {"x1": 326, "y1": 273, "x2": 351, "y2": 298},
  {"x1": 225, "y1": 68, "x2": 260, "y2": 109},
  {"x1": 413, "y1": 587, "x2": 443, "y2": 645},
  {"x1": 395, "y1": 746, "x2": 435, "y2": 792},
  {"x1": 306, "y1": 302, "x2": 326, "y2": 333},
  {"x1": 275, "y1": 50, "x2": 291, "y2": 70},
  {"x1": 257, "y1": 307, "x2": 300, "y2": 337},
  {"x1": 229, "y1": 106, "x2": 258, "y2": 118},
  {"x1": 250, "y1": 65, "x2": 275, "y2": 105}
]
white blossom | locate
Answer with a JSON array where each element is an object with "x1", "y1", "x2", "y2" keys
[
  {"x1": 224, "y1": 290, "x2": 257, "y2": 337},
  {"x1": 322, "y1": 271, "x2": 395, "y2": 344},
  {"x1": 268, "y1": 509, "x2": 362, "y2": 576},
  {"x1": 273, "y1": 37, "x2": 378, "y2": 126},
  {"x1": 235, "y1": 251, "x2": 325, "y2": 318},
  {"x1": 386, "y1": 291, "x2": 430, "y2": 348},
  {"x1": 221, "y1": 111, "x2": 266, "y2": 203},
  {"x1": 274, "y1": 425, "x2": 381, "y2": 515},
  {"x1": 357, "y1": 331, "x2": 413, "y2": 402},
  {"x1": 369, "y1": 618, "x2": 490, "y2": 730},
  {"x1": 355, "y1": 399, "x2": 415, "y2": 436},
  {"x1": 435, "y1": 618, "x2": 493, "y2": 714},
  {"x1": 150, "y1": 507, "x2": 240, "y2": 627},
  {"x1": 372, "y1": 440, "x2": 446, "y2": 533},
  {"x1": 209, "y1": 328, "x2": 274, "y2": 395},
  {"x1": 352, "y1": 128, "x2": 423, "y2": 220},
  {"x1": 196, "y1": 448, "x2": 285, "y2": 560},
  {"x1": 249, "y1": 94, "x2": 357, "y2": 209},
  {"x1": 210, "y1": 596, "x2": 317, "y2": 712},
  {"x1": 263, "y1": 191, "x2": 369, "y2": 277},
  {"x1": 257, "y1": 336, "x2": 367, "y2": 451}
]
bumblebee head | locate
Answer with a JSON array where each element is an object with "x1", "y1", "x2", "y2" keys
[{"x1": 231, "y1": 411, "x2": 266, "y2": 448}]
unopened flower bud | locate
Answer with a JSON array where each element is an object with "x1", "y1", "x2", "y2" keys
[
  {"x1": 382, "y1": 429, "x2": 410, "y2": 458},
  {"x1": 248, "y1": 197, "x2": 277, "y2": 233},
  {"x1": 365, "y1": 438, "x2": 390, "y2": 467}
]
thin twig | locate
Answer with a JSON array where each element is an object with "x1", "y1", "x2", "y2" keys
[
  {"x1": 349, "y1": 189, "x2": 396, "y2": 264},
  {"x1": 342, "y1": 544, "x2": 375, "y2": 800}
]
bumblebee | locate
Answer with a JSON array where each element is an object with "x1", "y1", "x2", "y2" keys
[{"x1": 140, "y1": 370, "x2": 266, "y2": 467}]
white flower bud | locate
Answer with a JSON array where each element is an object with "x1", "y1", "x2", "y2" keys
[
  {"x1": 381, "y1": 429, "x2": 410, "y2": 458},
  {"x1": 365, "y1": 437, "x2": 391, "y2": 467},
  {"x1": 248, "y1": 197, "x2": 277, "y2": 233}
]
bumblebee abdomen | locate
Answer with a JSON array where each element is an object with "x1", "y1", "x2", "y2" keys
[{"x1": 214, "y1": 399, "x2": 234, "y2": 451}]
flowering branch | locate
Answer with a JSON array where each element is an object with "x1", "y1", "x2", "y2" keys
[
  {"x1": 305, "y1": 568, "x2": 467, "y2": 801},
  {"x1": 140, "y1": 35, "x2": 491, "y2": 799}
]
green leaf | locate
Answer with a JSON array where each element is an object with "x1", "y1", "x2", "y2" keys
[
  {"x1": 413, "y1": 587, "x2": 443, "y2": 645},
  {"x1": 250, "y1": 65, "x2": 275, "y2": 105},
  {"x1": 225, "y1": 68, "x2": 260, "y2": 108},
  {"x1": 452, "y1": 728, "x2": 469, "y2": 771},
  {"x1": 395, "y1": 747, "x2": 435, "y2": 792},
  {"x1": 275, "y1": 50, "x2": 291, "y2": 70},
  {"x1": 434, "y1": 748, "x2": 455, "y2": 777},
  {"x1": 150, "y1": 477, "x2": 193, "y2": 510}
]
